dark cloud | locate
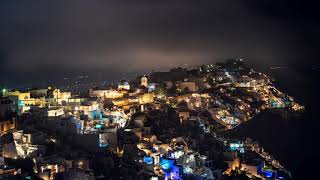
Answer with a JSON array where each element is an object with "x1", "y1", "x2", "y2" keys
[{"x1": 0, "y1": 0, "x2": 319, "y2": 85}]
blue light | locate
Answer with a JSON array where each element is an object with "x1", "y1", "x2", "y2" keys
[
  {"x1": 98, "y1": 143, "x2": 108, "y2": 148},
  {"x1": 263, "y1": 170, "x2": 273, "y2": 178},
  {"x1": 91, "y1": 110, "x2": 102, "y2": 120},
  {"x1": 143, "y1": 156, "x2": 154, "y2": 165},
  {"x1": 76, "y1": 122, "x2": 83, "y2": 134},
  {"x1": 165, "y1": 164, "x2": 181, "y2": 180},
  {"x1": 277, "y1": 170, "x2": 286, "y2": 179},
  {"x1": 160, "y1": 158, "x2": 174, "y2": 171},
  {"x1": 95, "y1": 124, "x2": 103, "y2": 129},
  {"x1": 229, "y1": 143, "x2": 244, "y2": 153},
  {"x1": 76, "y1": 122, "x2": 82, "y2": 129},
  {"x1": 18, "y1": 100, "x2": 25, "y2": 107}
]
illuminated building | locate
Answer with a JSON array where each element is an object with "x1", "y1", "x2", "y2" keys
[
  {"x1": 170, "y1": 93, "x2": 207, "y2": 110},
  {"x1": 2, "y1": 130, "x2": 46, "y2": 159},
  {"x1": 291, "y1": 102, "x2": 304, "y2": 111},
  {"x1": 0, "y1": 97, "x2": 17, "y2": 134},
  {"x1": 47, "y1": 107, "x2": 65, "y2": 117},
  {"x1": 52, "y1": 89, "x2": 71, "y2": 104},
  {"x1": 0, "y1": 119, "x2": 16, "y2": 134},
  {"x1": 103, "y1": 110, "x2": 128, "y2": 127},
  {"x1": 13, "y1": 130, "x2": 46, "y2": 146},
  {"x1": 136, "y1": 135, "x2": 213, "y2": 179},
  {"x1": 112, "y1": 98, "x2": 129, "y2": 107},
  {"x1": 3, "y1": 90, "x2": 36, "y2": 106},
  {"x1": 3, "y1": 90, "x2": 30, "y2": 100},
  {"x1": 68, "y1": 97, "x2": 86, "y2": 103},
  {"x1": 141, "y1": 75, "x2": 148, "y2": 87},
  {"x1": 229, "y1": 142, "x2": 245, "y2": 153},
  {"x1": 138, "y1": 93, "x2": 155, "y2": 104},
  {"x1": 270, "y1": 98, "x2": 285, "y2": 108},
  {"x1": 38, "y1": 164, "x2": 58, "y2": 180},
  {"x1": 147, "y1": 83, "x2": 156, "y2": 92},
  {"x1": 80, "y1": 101, "x2": 99, "y2": 112},
  {"x1": 118, "y1": 81, "x2": 130, "y2": 91},
  {"x1": 79, "y1": 101, "x2": 101, "y2": 119},
  {"x1": 235, "y1": 76, "x2": 258, "y2": 88},
  {"x1": 177, "y1": 81, "x2": 198, "y2": 92},
  {"x1": 89, "y1": 89, "x2": 124, "y2": 99}
]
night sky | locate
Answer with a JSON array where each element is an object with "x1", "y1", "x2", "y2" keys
[{"x1": 0, "y1": 0, "x2": 319, "y2": 86}]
